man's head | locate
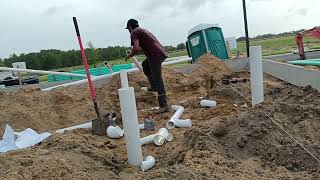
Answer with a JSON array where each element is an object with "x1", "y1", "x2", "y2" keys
[{"x1": 126, "y1": 19, "x2": 139, "y2": 33}]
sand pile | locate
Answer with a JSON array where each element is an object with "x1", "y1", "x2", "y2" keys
[
  {"x1": 1, "y1": 55, "x2": 320, "y2": 179},
  {"x1": 190, "y1": 53, "x2": 232, "y2": 80}
]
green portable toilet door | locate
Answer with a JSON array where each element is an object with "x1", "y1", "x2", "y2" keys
[
  {"x1": 188, "y1": 32, "x2": 207, "y2": 62},
  {"x1": 205, "y1": 28, "x2": 229, "y2": 59}
]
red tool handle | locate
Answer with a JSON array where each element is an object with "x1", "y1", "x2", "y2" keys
[
  {"x1": 73, "y1": 17, "x2": 102, "y2": 122},
  {"x1": 73, "y1": 17, "x2": 96, "y2": 101}
]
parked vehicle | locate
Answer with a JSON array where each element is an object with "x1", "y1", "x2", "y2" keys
[
  {"x1": 0, "y1": 75, "x2": 39, "y2": 86},
  {"x1": 22, "y1": 75, "x2": 39, "y2": 84}
]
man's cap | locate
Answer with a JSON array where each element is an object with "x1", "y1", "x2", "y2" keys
[{"x1": 126, "y1": 19, "x2": 139, "y2": 29}]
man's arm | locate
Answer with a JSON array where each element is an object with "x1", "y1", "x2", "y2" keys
[{"x1": 126, "y1": 39, "x2": 142, "y2": 60}]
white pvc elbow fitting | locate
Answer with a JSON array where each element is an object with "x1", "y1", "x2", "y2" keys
[
  {"x1": 166, "y1": 105, "x2": 192, "y2": 129},
  {"x1": 106, "y1": 126, "x2": 124, "y2": 139},
  {"x1": 141, "y1": 156, "x2": 156, "y2": 172},
  {"x1": 200, "y1": 100, "x2": 217, "y2": 108},
  {"x1": 140, "y1": 134, "x2": 156, "y2": 146},
  {"x1": 166, "y1": 119, "x2": 192, "y2": 129}
]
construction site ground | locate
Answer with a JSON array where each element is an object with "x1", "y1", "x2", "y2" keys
[{"x1": 0, "y1": 54, "x2": 320, "y2": 180}]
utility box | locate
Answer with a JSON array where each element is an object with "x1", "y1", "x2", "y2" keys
[{"x1": 186, "y1": 24, "x2": 229, "y2": 62}]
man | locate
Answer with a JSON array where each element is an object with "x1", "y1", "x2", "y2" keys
[{"x1": 125, "y1": 19, "x2": 168, "y2": 114}]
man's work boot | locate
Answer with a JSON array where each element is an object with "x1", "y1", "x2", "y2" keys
[{"x1": 154, "y1": 106, "x2": 169, "y2": 114}]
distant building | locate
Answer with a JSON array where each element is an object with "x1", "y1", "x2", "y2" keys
[{"x1": 225, "y1": 37, "x2": 237, "y2": 50}]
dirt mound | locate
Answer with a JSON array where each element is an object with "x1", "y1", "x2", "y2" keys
[
  {"x1": 0, "y1": 56, "x2": 231, "y2": 135},
  {"x1": 190, "y1": 53, "x2": 232, "y2": 80},
  {"x1": 155, "y1": 104, "x2": 320, "y2": 179}
]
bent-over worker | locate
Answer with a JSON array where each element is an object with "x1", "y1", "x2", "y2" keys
[{"x1": 125, "y1": 19, "x2": 168, "y2": 114}]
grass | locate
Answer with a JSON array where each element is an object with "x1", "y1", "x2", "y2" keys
[
  {"x1": 169, "y1": 62, "x2": 189, "y2": 68},
  {"x1": 236, "y1": 35, "x2": 320, "y2": 56},
  {"x1": 38, "y1": 75, "x2": 48, "y2": 82}
]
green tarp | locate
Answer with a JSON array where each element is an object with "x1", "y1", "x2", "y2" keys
[
  {"x1": 288, "y1": 59, "x2": 320, "y2": 66},
  {"x1": 48, "y1": 64, "x2": 133, "y2": 82}
]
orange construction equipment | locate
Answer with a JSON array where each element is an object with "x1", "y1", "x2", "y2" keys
[{"x1": 295, "y1": 27, "x2": 320, "y2": 60}]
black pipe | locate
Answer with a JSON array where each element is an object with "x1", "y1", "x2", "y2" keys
[{"x1": 242, "y1": 0, "x2": 250, "y2": 57}]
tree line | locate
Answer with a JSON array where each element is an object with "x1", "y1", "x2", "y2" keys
[
  {"x1": 0, "y1": 43, "x2": 186, "y2": 70},
  {"x1": 237, "y1": 29, "x2": 306, "y2": 41}
]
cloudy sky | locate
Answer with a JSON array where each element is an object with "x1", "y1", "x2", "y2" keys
[{"x1": 0, "y1": 0, "x2": 318, "y2": 58}]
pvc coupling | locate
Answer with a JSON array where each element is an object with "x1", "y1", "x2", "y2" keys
[
  {"x1": 200, "y1": 100, "x2": 217, "y2": 108},
  {"x1": 140, "y1": 128, "x2": 173, "y2": 146}
]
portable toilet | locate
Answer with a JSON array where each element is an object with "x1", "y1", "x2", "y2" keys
[{"x1": 186, "y1": 24, "x2": 229, "y2": 62}]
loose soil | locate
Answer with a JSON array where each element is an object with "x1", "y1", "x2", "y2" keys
[{"x1": 1, "y1": 54, "x2": 320, "y2": 180}]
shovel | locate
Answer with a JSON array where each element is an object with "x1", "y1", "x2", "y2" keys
[{"x1": 73, "y1": 17, "x2": 106, "y2": 135}]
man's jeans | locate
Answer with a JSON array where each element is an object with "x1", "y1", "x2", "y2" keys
[{"x1": 142, "y1": 55, "x2": 168, "y2": 108}]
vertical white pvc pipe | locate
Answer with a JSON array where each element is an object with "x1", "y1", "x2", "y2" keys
[
  {"x1": 250, "y1": 46, "x2": 264, "y2": 106},
  {"x1": 120, "y1": 70, "x2": 129, "y2": 88},
  {"x1": 118, "y1": 87, "x2": 143, "y2": 166}
]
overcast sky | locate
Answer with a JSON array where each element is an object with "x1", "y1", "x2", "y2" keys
[{"x1": 0, "y1": 0, "x2": 318, "y2": 58}]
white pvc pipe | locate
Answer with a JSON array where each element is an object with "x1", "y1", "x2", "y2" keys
[
  {"x1": 200, "y1": 100, "x2": 217, "y2": 108},
  {"x1": 174, "y1": 119, "x2": 192, "y2": 128},
  {"x1": 163, "y1": 57, "x2": 191, "y2": 65},
  {"x1": 140, "y1": 134, "x2": 156, "y2": 146},
  {"x1": 165, "y1": 56, "x2": 189, "y2": 61},
  {"x1": 56, "y1": 122, "x2": 92, "y2": 134},
  {"x1": 120, "y1": 70, "x2": 129, "y2": 88},
  {"x1": 126, "y1": 50, "x2": 143, "y2": 72},
  {"x1": 42, "y1": 57, "x2": 191, "y2": 91},
  {"x1": 250, "y1": 46, "x2": 264, "y2": 106},
  {"x1": 0, "y1": 67, "x2": 89, "y2": 77},
  {"x1": 171, "y1": 105, "x2": 184, "y2": 120},
  {"x1": 166, "y1": 105, "x2": 184, "y2": 129},
  {"x1": 42, "y1": 73, "x2": 116, "y2": 91},
  {"x1": 166, "y1": 118, "x2": 192, "y2": 129},
  {"x1": 133, "y1": 57, "x2": 143, "y2": 72},
  {"x1": 154, "y1": 128, "x2": 169, "y2": 146},
  {"x1": 141, "y1": 156, "x2": 156, "y2": 172},
  {"x1": 118, "y1": 87, "x2": 143, "y2": 166},
  {"x1": 166, "y1": 120, "x2": 175, "y2": 129},
  {"x1": 106, "y1": 126, "x2": 124, "y2": 139},
  {"x1": 107, "y1": 64, "x2": 113, "y2": 74}
]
